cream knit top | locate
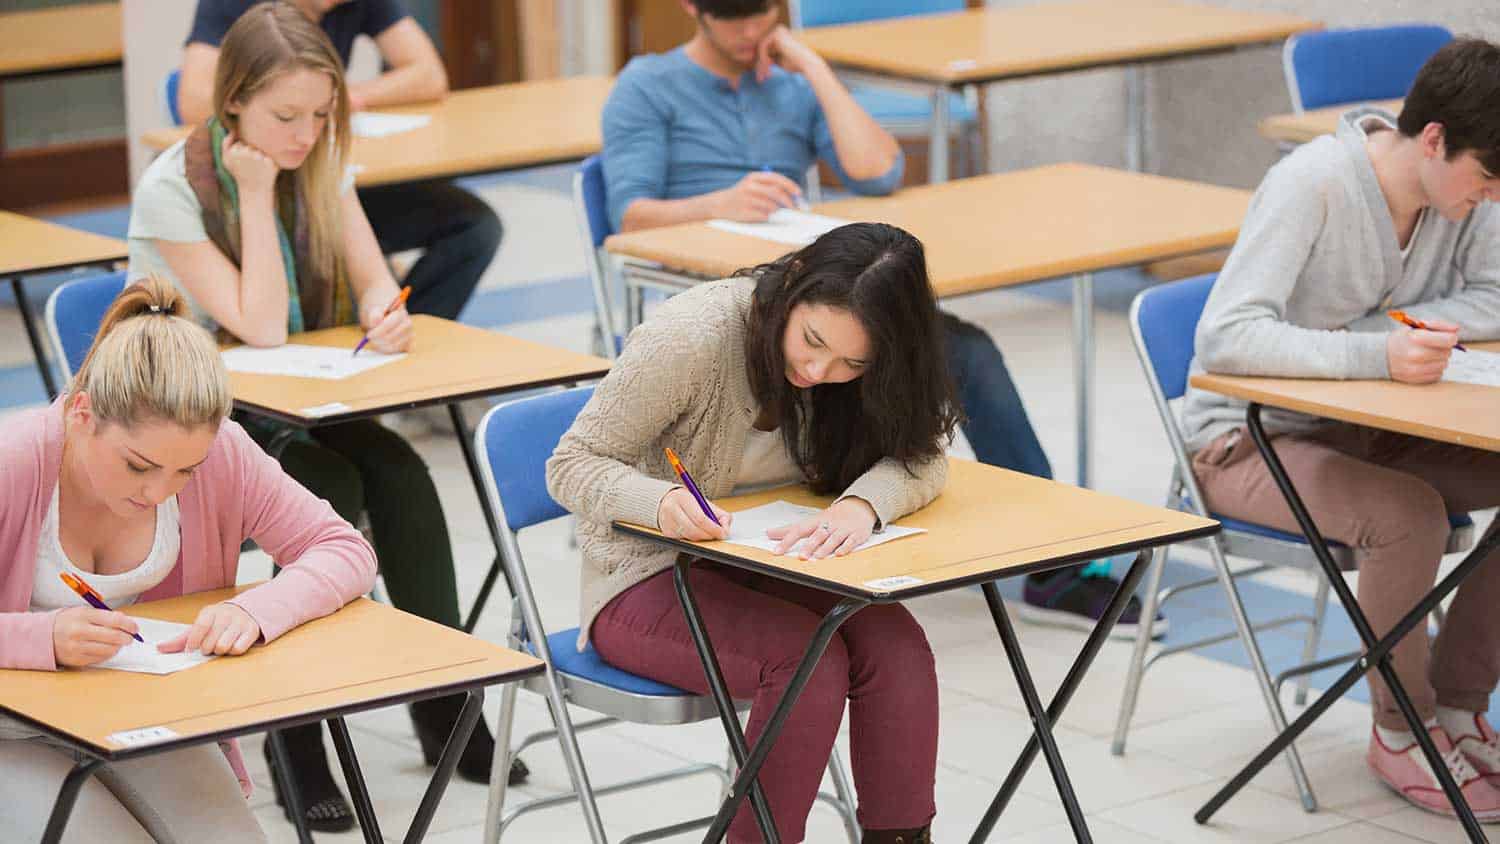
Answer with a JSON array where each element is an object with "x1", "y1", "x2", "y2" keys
[{"x1": 547, "y1": 278, "x2": 948, "y2": 648}]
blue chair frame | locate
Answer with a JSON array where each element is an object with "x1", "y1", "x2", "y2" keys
[
  {"x1": 1111, "y1": 274, "x2": 1474, "y2": 813},
  {"x1": 573, "y1": 156, "x2": 620, "y2": 360},
  {"x1": 160, "y1": 68, "x2": 183, "y2": 126},
  {"x1": 43, "y1": 270, "x2": 127, "y2": 384},
  {"x1": 475, "y1": 388, "x2": 858, "y2": 843},
  {"x1": 1282, "y1": 25, "x2": 1452, "y2": 113}
]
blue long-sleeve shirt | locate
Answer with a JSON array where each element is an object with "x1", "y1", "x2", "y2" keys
[{"x1": 601, "y1": 47, "x2": 904, "y2": 233}]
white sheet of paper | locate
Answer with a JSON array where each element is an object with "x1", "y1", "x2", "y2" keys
[
  {"x1": 221, "y1": 344, "x2": 405, "y2": 380},
  {"x1": 706, "y1": 209, "x2": 850, "y2": 246},
  {"x1": 88, "y1": 618, "x2": 217, "y2": 676},
  {"x1": 1443, "y1": 349, "x2": 1500, "y2": 387},
  {"x1": 723, "y1": 500, "x2": 925, "y2": 556},
  {"x1": 350, "y1": 111, "x2": 430, "y2": 138}
]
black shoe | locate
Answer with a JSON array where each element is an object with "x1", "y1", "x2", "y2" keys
[
  {"x1": 409, "y1": 693, "x2": 529, "y2": 785},
  {"x1": 1018, "y1": 565, "x2": 1168, "y2": 640},
  {"x1": 263, "y1": 723, "x2": 355, "y2": 833}
]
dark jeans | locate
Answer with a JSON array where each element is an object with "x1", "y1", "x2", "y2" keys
[
  {"x1": 358, "y1": 180, "x2": 503, "y2": 321},
  {"x1": 244, "y1": 417, "x2": 462, "y2": 628},
  {"x1": 942, "y1": 312, "x2": 1052, "y2": 479}
]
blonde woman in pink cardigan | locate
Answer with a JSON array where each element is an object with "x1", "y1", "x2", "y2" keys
[{"x1": 0, "y1": 276, "x2": 377, "y2": 842}]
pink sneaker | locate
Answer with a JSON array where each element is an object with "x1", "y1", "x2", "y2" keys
[
  {"x1": 1448, "y1": 712, "x2": 1500, "y2": 787},
  {"x1": 1368, "y1": 725, "x2": 1500, "y2": 821}
]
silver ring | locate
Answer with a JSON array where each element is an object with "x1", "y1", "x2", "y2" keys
[{"x1": 819, "y1": 522, "x2": 831, "y2": 532}]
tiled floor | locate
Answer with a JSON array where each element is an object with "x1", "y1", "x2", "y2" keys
[{"x1": 5, "y1": 171, "x2": 1490, "y2": 842}]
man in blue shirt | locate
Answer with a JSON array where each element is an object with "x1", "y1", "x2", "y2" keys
[{"x1": 604, "y1": 0, "x2": 1161, "y2": 641}]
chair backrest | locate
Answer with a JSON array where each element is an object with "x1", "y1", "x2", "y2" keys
[
  {"x1": 44, "y1": 271, "x2": 128, "y2": 383},
  {"x1": 476, "y1": 386, "x2": 595, "y2": 534},
  {"x1": 790, "y1": 0, "x2": 965, "y2": 29},
  {"x1": 161, "y1": 68, "x2": 183, "y2": 126},
  {"x1": 1283, "y1": 25, "x2": 1452, "y2": 113},
  {"x1": 573, "y1": 155, "x2": 620, "y2": 359},
  {"x1": 1129, "y1": 273, "x2": 1215, "y2": 402}
]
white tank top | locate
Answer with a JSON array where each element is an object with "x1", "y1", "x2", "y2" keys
[
  {"x1": 731, "y1": 426, "x2": 802, "y2": 495},
  {"x1": 29, "y1": 485, "x2": 181, "y2": 611}
]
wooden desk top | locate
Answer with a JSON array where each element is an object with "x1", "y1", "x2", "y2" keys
[
  {"x1": 0, "y1": 2, "x2": 121, "y2": 80},
  {"x1": 797, "y1": 0, "x2": 1318, "y2": 85},
  {"x1": 1258, "y1": 99, "x2": 1402, "y2": 145},
  {"x1": 0, "y1": 586, "x2": 542, "y2": 760},
  {"x1": 230, "y1": 315, "x2": 610, "y2": 426},
  {"x1": 0, "y1": 210, "x2": 127, "y2": 278},
  {"x1": 617, "y1": 458, "x2": 1218, "y2": 601},
  {"x1": 606, "y1": 163, "x2": 1250, "y2": 298},
  {"x1": 142, "y1": 76, "x2": 612, "y2": 188},
  {"x1": 1191, "y1": 346, "x2": 1500, "y2": 453}
]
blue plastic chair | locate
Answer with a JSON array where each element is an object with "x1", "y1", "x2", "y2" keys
[
  {"x1": 788, "y1": 0, "x2": 981, "y2": 177},
  {"x1": 572, "y1": 156, "x2": 622, "y2": 359},
  {"x1": 160, "y1": 68, "x2": 183, "y2": 126},
  {"x1": 1283, "y1": 25, "x2": 1452, "y2": 113},
  {"x1": 475, "y1": 387, "x2": 858, "y2": 843},
  {"x1": 1112, "y1": 273, "x2": 1474, "y2": 811},
  {"x1": 43, "y1": 270, "x2": 127, "y2": 384}
]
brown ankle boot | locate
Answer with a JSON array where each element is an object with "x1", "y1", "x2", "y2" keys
[{"x1": 861, "y1": 826, "x2": 932, "y2": 844}]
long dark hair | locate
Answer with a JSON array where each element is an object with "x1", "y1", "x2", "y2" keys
[{"x1": 740, "y1": 222, "x2": 962, "y2": 494}]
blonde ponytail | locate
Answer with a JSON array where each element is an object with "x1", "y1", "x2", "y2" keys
[{"x1": 69, "y1": 276, "x2": 234, "y2": 429}]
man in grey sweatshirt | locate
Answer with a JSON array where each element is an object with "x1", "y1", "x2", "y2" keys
[{"x1": 1183, "y1": 37, "x2": 1500, "y2": 820}]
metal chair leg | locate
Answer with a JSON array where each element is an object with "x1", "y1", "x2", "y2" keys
[
  {"x1": 1295, "y1": 574, "x2": 1331, "y2": 707},
  {"x1": 483, "y1": 668, "x2": 522, "y2": 844},
  {"x1": 1112, "y1": 542, "x2": 1170, "y2": 755},
  {"x1": 825, "y1": 747, "x2": 860, "y2": 843}
]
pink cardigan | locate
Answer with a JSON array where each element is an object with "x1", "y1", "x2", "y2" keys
[{"x1": 0, "y1": 401, "x2": 378, "y2": 792}]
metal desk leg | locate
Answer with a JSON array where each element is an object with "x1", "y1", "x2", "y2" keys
[
  {"x1": 971, "y1": 550, "x2": 1154, "y2": 842},
  {"x1": 1072, "y1": 273, "x2": 1094, "y2": 488},
  {"x1": 1195, "y1": 403, "x2": 1492, "y2": 843},
  {"x1": 40, "y1": 757, "x2": 105, "y2": 844},
  {"x1": 267, "y1": 727, "x2": 315, "y2": 844},
  {"x1": 406, "y1": 689, "x2": 486, "y2": 844},
  {"x1": 328, "y1": 717, "x2": 385, "y2": 843},
  {"x1": 928, "y1": 86, "x2": 952, "y2": 185},
  {"x1": 12, "y1": 276, "x2": 60, "y2": 399},
  {"x1": 674, "y1": 559, "x2": 867, "y2": 843},
  {"x1": 447, "y1": 401, "x2": 518, "y2": 633},
  {"x1": 1125, "y1": 66, "x2": 1146, "y2": 173}
]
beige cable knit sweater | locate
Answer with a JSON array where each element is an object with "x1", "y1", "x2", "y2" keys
[{"x1": 547, "y1": 278, "x2": 947, "y2": 649}]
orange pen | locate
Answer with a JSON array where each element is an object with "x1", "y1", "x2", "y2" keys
[
  {"x1": 1388, "y1": 310, "x2": 1467, "y2": 352},
  {"x1": 58, "y1": 572, "x2": 144, "y2": 642},
  {"x1": 352, "y1": 286, "x2": 412, "y2": 356}
]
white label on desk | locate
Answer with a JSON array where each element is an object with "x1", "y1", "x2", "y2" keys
[
  {"x1": 302, "y1": 401, "x2": 352, "y2": 417},
  {"x1": 863, "y1": 575, "x2": 924, "y2": 591},
  {"x1": 948, "y1": 58, "x2": 978, "y2": 71},
  {"x1": 107, "y1": 726, "x2": 179, "y2": 748}
]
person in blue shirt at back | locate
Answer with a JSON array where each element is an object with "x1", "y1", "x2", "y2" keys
[{"x1": 603, "y1": 0, "x2": 1162, "y2": 640}]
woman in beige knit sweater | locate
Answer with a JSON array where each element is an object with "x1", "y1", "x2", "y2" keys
[{"x1": 548, "y1": 223, "x2": 960, "y2": 844}]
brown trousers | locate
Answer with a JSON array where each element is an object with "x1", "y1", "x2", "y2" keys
[{"x1": 1192, "y1": 422, "x2": 1500, "y2": 730}]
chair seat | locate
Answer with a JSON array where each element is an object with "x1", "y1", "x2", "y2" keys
[
  {"x1": 850, "y1": 86, "x2": 976, "y2": 125},
  {"x1": 538, "y1": 629, "x2": 693, "y2": 698},
  {"x1": 1211, "y1": 512, "x2": 1472, "y2": 548}
]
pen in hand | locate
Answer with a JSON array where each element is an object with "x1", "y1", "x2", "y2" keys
[
  {"x1": 58, "y1": 572, "x2": 145, "y2": 643},
  {"x1": 664, "y1": 447, "x2": 722, "y2": 528},
  {"x1": 1388, "y1": 309, "x2": 1467, "y2": 352},
  {"x1": 353, "y1": 286, "x2": 411, "y2": 357}
]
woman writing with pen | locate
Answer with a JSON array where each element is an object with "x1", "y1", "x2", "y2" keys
[
  {"x1": 124, "y1": 4, "x2": 500, "y2": 832},
  {"x1": 0, "y1": 276, "x2": 378, "y2": 842},
  {"x1": 548, "y1": 222, "x2": 959, "y2": 844}
]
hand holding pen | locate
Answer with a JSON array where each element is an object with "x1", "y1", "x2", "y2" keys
[
  {"x1": 1386, "y1": 310, "x2": 1464, "y2": 385},
  {"x1": 353, "y1": 286, "x2": 412, "y2": 356},
  {"x1": 658, "y1": 448, "x2": 732, "y2": 541},
  {"x1": 53, "y1": 572, "x2": 143, "y2": 667}
]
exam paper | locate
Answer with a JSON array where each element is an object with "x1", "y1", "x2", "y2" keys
[
  {"x1": 351, "y1": 111, "x2": 431, "y2": 138},
  {"x1": 1442, "y1": 349, "x2": 1500, "y2": 387},
  {"x1": 707, "y1": 209, "x2": 850, "y2": 246},
  {"x1": 724, "y1": 500, "x2": 925, "y2": 556},
  {"x1": 221, "y1": 344, "x2": 405, "y2": 380},
  {"x1": 89, "y1": 618, "x2": 217, "y2": 676}
]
